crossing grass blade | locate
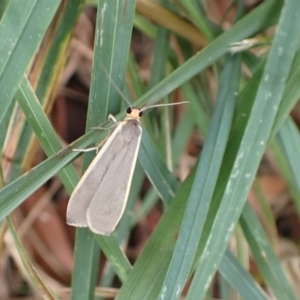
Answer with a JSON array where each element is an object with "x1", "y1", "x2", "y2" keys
[
  {"x1": 71, "y1": 1, "x2": 137, "y2": 299},
  {"x1": 186, "y1": 1, "x2": 300, "y2": 299},
  {"x1": 240, "y1": 202, "x2": 297, "y2": 300},
  {"x1": 0, "y1": 0, "x2": 60, "y2": 123},
  {"x1": 219, "y1": 249, "x2": 269, "y2": 300},
  {"x1": 159, "y1": 53, "x2": 241, "y2": 300}
]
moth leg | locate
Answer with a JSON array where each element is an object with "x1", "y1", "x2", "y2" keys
[
  {"x1": 92, "y1": 115, "x2": 118, "y2": 130},
  {"x1": 74, "y1": 114, "x2": 118, "y2": 153},
  {"x1": 90, "y1": 126, "x2": 108, "y2": 130},
  {"x1": 73, "y1": 133, "x2": 110, "y2": 153},
  {"x1": 108, "y1": 114, "x2": 117, "y2": 123},
  {"x1": 73, "y1": 146, "x2": 98, "y2": 153}
]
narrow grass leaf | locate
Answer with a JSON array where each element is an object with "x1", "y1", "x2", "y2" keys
[
  {"x1": 132, "y1": 0, "x2": 283, "y2": 109},
  {"x1": 95, "y1": 235, "x2": 132, "y2": 282},
  {"x1": 116, "y1": 167, "x2": 196, "y2": 300},
  {"x1": 71, "y1": 1, "x2": 137, "y2": 299},
  {"x1": 99, "y1": 163, "x2": 144, "y2": 288},
  {"x1": 0, "y1": 131, "x2": 101, "y2": 222},
  {"x1": 16, "y1": 77, "x2": 78, "y2": 193},
  {"x1": 219, "y1": 249, "x2": 268, "y2": 300},
  {"x1": 275, "y1": 118, "x2": 300, "y2": 216},
  {"x1": 133, "y1": 13, "x2": 157, "y2": 38},
  {"x1": 139, "y1": 130, "x2": 180, "y2": 205},
  {"x1": 180, "y1": 82, "x2": 210, "y2": 135},
  {"x1": 0, "y1": 98, "x2": 14, "y2": 153},
  {"x1": 87, "y1": 0, "x2": 136, "y2": 124},
  {"x1": 4, "y1": 0, "x2": 83, "y2": 182},
  {"x1": 240, "y1": 202, "x2": 297, "y2": 300},
  {"x1": 186, "y1": 1, "x2": 300, "y2": 298},
  {"x1": 0, "y1": 0, "x2": 59, "y2": 122},
  {"x1": 72, "y1": 228, "x2": 100, "y2": 300},
  {"x1": 6, "y1": 218, "x2": 60, "y2": 299},
  {"x1": 34, "y1": 0, "x2": 83, "y2": 102},
  {"x1": 271, "y1": 49, "x2": 300, "y2": 138},
  {"x1": 160, "y1": 54, "x2": 240, "y2": 299},
  {"x1": 180, "y1": 0, "x2": 216, "y2": 40}
]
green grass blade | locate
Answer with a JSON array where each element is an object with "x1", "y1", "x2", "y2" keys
[
  {"x1": 186, "y1": 1, "x2": 300, "y2": 298},
  {"x1": 180, "y1": 82, "x2": 210, "y2": 135},
  {"x1": 35, "y1": 0, "x2": 83, "y2": 102},
  {"x1": 116, "y1": 167, "x2": 196, "y2": 300},
  {"x1": 99, "y1": 163, "x2": 144, "y2": 289},
  {"x1": 171, "y1": 106, "x2": 195, "y2": 165},
  {"x1": 132, "y1": 0, "x2": 283, "y2": 109},
  {"x1": 131, "y1": 187, "x2": 159, "y2": 227},
  {"x1": 0, "y1": 126, "x2": 108, "y2": 223},
  {"x1": 180, "y1": 0, "x2": 216, "y2": 40},
  {"x1": 148, "y1": 2, "x2": 170, "y2": 89},
  {"x1": 275, "y1": 118, "x2": 300, "y2": 216},
  {"x1": 16, "y1": 77, "x2": 78, "y2": 193},
  {"x1": 0, "y1": 98, "x2": 14, "y2": 154},
  {"x1": 0, "y1": 0, "x2": 59, "y2": 123},
  {"x1": 139, "y1": 130, "x2": 180, "y2": 205},
  {"x1": 240, "y1": 202, "x2": 296, "y2": 300},
  {"x1": 0, "y1": 1, "x2": 8, "y2": 16},
  {"x1": 219, "y1": 249, "x2": 268, "y2": 300},
  {"x1": 95, "y1": 235, "x2": 132, "y2": 282},
  {"x1": 87, "y1": 0, "x2": 137, "y2": 123},
  {"x1": 133, "y1": 13, "x2": 156, "y2": 38},
  {"x1": 272, "y1": 49, "x2": 300, "y2": 138},
  {"x1": 160, "y1": 54, "x2": 240, "y2": 299},
  {"x1": 6, "y1": 218, "x2": 60, "y2": 299},
  {"x1": 71, "y1": 229, "x2": 100, "y2": 300},
  {"x1": 4, "y1": 1, "x2": 83, "y2": 183},
  {"x1": 71, "y1": 1, "x2": 137, "y2": 299}
]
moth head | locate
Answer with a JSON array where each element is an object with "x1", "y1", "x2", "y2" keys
[{"x1": 126, "y1": 107, "x2": 143, "y2": 119}]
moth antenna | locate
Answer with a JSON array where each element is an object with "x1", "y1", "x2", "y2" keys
[
  {"x1": 100, "y1": 62, "x2": 133, "y2": 107},
  {"x1": 140, "y1": 101, "x2": 189, "y2": 112}
]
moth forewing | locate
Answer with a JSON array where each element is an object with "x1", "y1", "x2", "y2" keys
[
  {"x1": 86, "y1": 119, "x2": 142, "y2": 235},
  {"x1": 67, "y1": 111, "x2": 142, "y2": 235},
  {"x1": 67, "y1": 104, "x2": 188, "y2": 235},
  {"x1": 66, "y1": 120, "x2": 133, "y2": 228}
]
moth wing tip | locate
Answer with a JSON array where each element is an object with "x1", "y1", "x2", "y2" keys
[
  {"x1": 66, "y1": 217, "x2": 88, "y2": 228},
  {"x1": 88, "y1": 225, "x2": 113, "y2": 236},
  {"x1": 87, "y1": 217, "x2": 115, "y2": 236}
]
